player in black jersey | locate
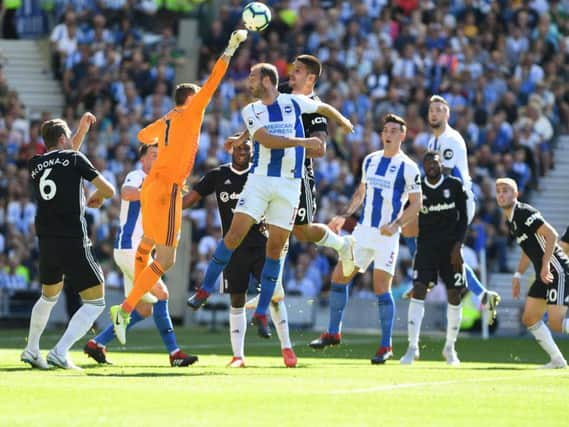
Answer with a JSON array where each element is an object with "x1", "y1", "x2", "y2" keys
[
  {"x1": 496, "y1": 178, "x2": 569, "y2": 368},
  {"x1": 183, "y1": 140, "x2": 297, "y2": 368},
  {"x1": 399, "y1": 152, "x2": 467, "y2": 366},
  {"x1": 21, "y1": 115, "x2": 115, "y2": 370}
]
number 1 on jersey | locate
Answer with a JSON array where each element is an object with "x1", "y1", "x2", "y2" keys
[{"x1": 165, "y1": 119, "x2": 171, "y2": 146}]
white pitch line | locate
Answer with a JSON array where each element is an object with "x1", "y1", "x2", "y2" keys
[{"x1": 329, "y1": 370, "x2": 569, "y2": 394}]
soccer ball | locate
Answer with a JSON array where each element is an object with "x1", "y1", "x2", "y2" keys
[{"x1": 242, "y1": 2, "x2": 271, "y2": 32}]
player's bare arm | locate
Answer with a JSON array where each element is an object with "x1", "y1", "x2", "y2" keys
[
  {"x1": 253, "y1": 127, "x2": 323, "y2": 151},
  {"x1": 316, "y1": 104, "x2": 354, "y2": 133},
  {"x1": 87, "y1": 175, "x2": 116, "y2": 208},
  {"x1": 121, "y1": 186, "x2": 141, "y2": 202},
  {"x1": 305, "y1": 130, "x2": 327, "y2": 158},
  {"x1": 182, "y1": 190, "x2": 202, "y2": 209},
  {"x1": 70, "y1": 112, "x2": 96, "y2": 151},
  {"x1": 380, "y1": 192, "x2": 422, "y2": 237},
  {"x1": 328, "y1": 182, "x2": 365, "y2": 233},
  {"x1": 512, "y1": 251, "x2": 531, "y2": 299},
  {"x1": 537, "y1": 222, "x2": 558, "y2": 284}
]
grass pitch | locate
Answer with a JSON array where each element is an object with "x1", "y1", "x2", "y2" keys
[{"x1": 1, "y1": 327, "x2": 568, "y2": 427}]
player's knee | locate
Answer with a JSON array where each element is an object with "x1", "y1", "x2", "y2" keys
[
  {"x1": 522, "y1": 311, "x2": 541, "y2": 328},
  {"x1": 331, "y1": 267, "x2": 351, "y2": 284},
  {"x1": 291, "y1": 226, "x2": 308, "y2": 242},
  {"x1": 447, "y1": 289, "x2": 462, "y2": 306},
  {"x1": 152, "y1": 283, "x2": 169, "y2": 300},
  {"x1": 231, "y1": 293, "x2": 246, "y2": 308},
  {"x1": 412, "y1": 283, "x2": 428, "y2": 300},
  {"x1": 135, "y1": 302, "x2": 152, "y2": 318}
]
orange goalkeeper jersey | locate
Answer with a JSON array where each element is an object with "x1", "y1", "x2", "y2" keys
[{"x1": 137, "y1": 57, "x2": 229, "y2": 184}]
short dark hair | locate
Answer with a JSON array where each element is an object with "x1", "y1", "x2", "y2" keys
[
  {"x1": 423, "y1": 150, "x2": 440, "y2": 162},
  {"x1": 382, "y1": 113, "x2": 407, "y2": 131},
  {"x1": 429, "y1": 95, "x2": 449, "y2": 107},
  {"x1": 139, "y1": 143, "x2": 158, "y2": 158},
  {"x1": 175, "y1": 83, "x2": 201, "y2": 106},
  {"x1": 295, "y1": 54, "x2": 322, "y2": 80},
  {"x1": 41, "y1": 119, "x2": 71, "y2": 149},
  {"x1": 254, "y1": 63, "x2": 279, "y2": 87}
]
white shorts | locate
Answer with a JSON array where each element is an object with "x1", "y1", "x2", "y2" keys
[
  {"x1": 234, "y1": 174, "x2": 301, "y2": 231},
  {"x1": 352, "y1": 224, "x2": 400, "y2": 276},
  {"x1": 113, "y1": 249, "x2": 158, "y2": 304}
]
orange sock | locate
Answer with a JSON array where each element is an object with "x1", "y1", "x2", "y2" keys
[
  {"x1": 134, "y1": 241, "x2": 152, "y2": 281},
  {"x1": 123, "y1": 261, "x2": 165, "y2": 313}
]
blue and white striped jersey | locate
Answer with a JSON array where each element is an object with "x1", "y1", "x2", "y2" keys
[
  {"x1": 241, "y1": 93, "x2": 321, "y2": 179},
  {"x1": 427, "y1": 124, "x2": 472, "y2": 193},
  {"x1": 359, "y1": 151, "x2": 421, "y2": 229},
  {"x1": 114, "y1": 169, "x2": 144, "y2": 250}
]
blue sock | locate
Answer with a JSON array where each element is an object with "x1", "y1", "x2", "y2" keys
[
  {"x1": 94, "y1": 310, "x2": 144, "y2": 346},
  {"x1": 153, "y1": 300, "x2": 178, "y2": 354},
  {"x1": 328, "y1": 283, "x2": 349, "y2": 334},
  {"x1": 377, "y1": 292, "x2": 395, "y2": 348},
  {"x1": 202, "y1": 240, "x2": 234, "y2": 293},
  {"x1": 465, "y1": 263, "x2": 486, "y2": 296},
  {"x1": 405, "y1": 237, "x2": 417, "y2": 257},
  {"x1": 255, "y1": 257, "x2": 281, "y2": 316}
]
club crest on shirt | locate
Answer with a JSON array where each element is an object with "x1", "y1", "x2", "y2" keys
[
  {"x1": 248, "y1": 118, "x2": 254, "y2": 127},
  {"x1": 389, "y1": 165, "x2": 397, "y2": 173},
  {"x1": 443, "y1": 149, "x2": 454, "y2": 160},
  {"x1": 443, "y1": 188, "x2": 451, "y2": 199},
  {"x1": 284, "y1": 105, "x2": 293, "y2": 114}
]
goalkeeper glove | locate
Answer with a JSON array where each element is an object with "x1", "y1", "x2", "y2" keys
[{"x1": 224, "y1": 29, "x2": 248, "y2": 57}]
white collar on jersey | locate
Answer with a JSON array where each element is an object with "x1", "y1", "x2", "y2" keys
[
  {"x1": 230, "y1": 164, "x2": 251, "y2": 175},
  {"x1": 424, "y1": 175, "x2": 444, "y2": 189},
  {"x1": 507, "y1": 201, "x2": 518, "y2": 222}
]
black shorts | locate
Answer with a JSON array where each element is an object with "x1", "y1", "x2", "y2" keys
[
  {"x1": 528, "y1": 271, "x2": 569, "y2": 306},
  {"x1": 39, "y1": 237, "x2": 104, "y2": 293},
  {"x1": 222, "y1": 245, "x2": 265, "y2": 294},
  {"x1": 295, "y1": 175, "x2": 317, "y2": 225},
  {"x1": 413, "y1": 241, "x2": 466, "y2": 290}
]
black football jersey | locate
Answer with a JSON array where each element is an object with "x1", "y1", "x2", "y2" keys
[
  {"x1": 418, "y1": 175, "x2": 467, "y2": 244},
  {"x1": 507, "y1": 202, "x2": 569, "y2": 273},
  {"x1": 28, "y1": 149, "x2": 100, "y2": 239},
  {"x1": 193, "y1": 163, "x2": 266, "y2": 248},
  {"x1": 279, "y1": 83, "x2": 328, "y2": 179}
]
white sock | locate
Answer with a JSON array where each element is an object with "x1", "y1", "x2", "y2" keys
[
  {"x1": 53, "y1": 298, "x2": 105, "y2": 356},
  {"x1": 408, "y1": 298, "x2": 425, "y2": 348},
  {"x1": 26, "y1": 294, "x2": 59, "y2": 353},
  {"x1": 229, "y1": 306, "x2": 246, "y2": 358},
  {"x1": 316, "y1": 227, "x2": 344, "y2": 252},
  {"x1": 562, "y1": 319, "x2": 569, "y2": 335},
  {"x1": 444, "y1": 303, "x2": 462, "y2": 348},
  {"x1": 269, "y1": 299, "x2": 292, "y2": 349},
  {"x1": 528, "y1": 320, "x2": 564, "y2": 360}
]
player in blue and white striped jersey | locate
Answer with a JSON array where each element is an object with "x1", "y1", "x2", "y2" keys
[
  {"x1": 426, "y1": 95, "x2": 501, "y2": 322},
  {"x1": 310, "y1": 114, "x2": 422, "y2": 364},
  {"x1": 188, "y1": 62, "x2": 354, "y2": 338},
  {"x1": 84, "y1": 144, "x2": 197, "y2": 367}
]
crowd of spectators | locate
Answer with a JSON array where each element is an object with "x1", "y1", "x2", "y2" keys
[{"x1": 1, "y1": 1, "x2": 569, "y2": 309}]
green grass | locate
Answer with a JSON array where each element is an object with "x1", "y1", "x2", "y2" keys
[{"x1": 1, "y1": 327, "x2": 568, "y2": 427}]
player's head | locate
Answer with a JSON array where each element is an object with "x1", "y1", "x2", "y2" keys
[
  {"x1": 428, "y1": 95, "x2": 450, "y2": 129},
  {"x1": 423, "y1": 151, "x2": 442, "y2": 180},
  {"x1": 495, "y1": 178, "x2": 518, "y2": 209},
  {"x1": 289, "y1": 54, "x2": 322, "y2": 93},
  {"x1": 249, "y1": 63, "x2": 279, "y2": 98},
  {"x1": 232, "y1": 139, "x2": 252, "y2": 169},
  {"x1": 41, "y1": 119, "x2": 71, "y2": 150},
  {"x1": 139, "y1": 143, "x2": 158, "y2": 173},
  {"x1": 381, "y1": 113, "x2": 407, "y2": 148},
  {"x1": 174, "y1": 83, "x2": 201, "y2": 106}
]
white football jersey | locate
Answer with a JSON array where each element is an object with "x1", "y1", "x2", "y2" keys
[
  {"x1": 427, "y1": 124, "x2": 472, "y2": 193},
  {"x1": 241, "y1": 93, "x2": 321, "y2": 179},
  {"x1": 359, "y1": 150, "x2": 421, "y2": 229},
  {"x1": 114, "y1": 169, "x2": 145, "y2": 250}
]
